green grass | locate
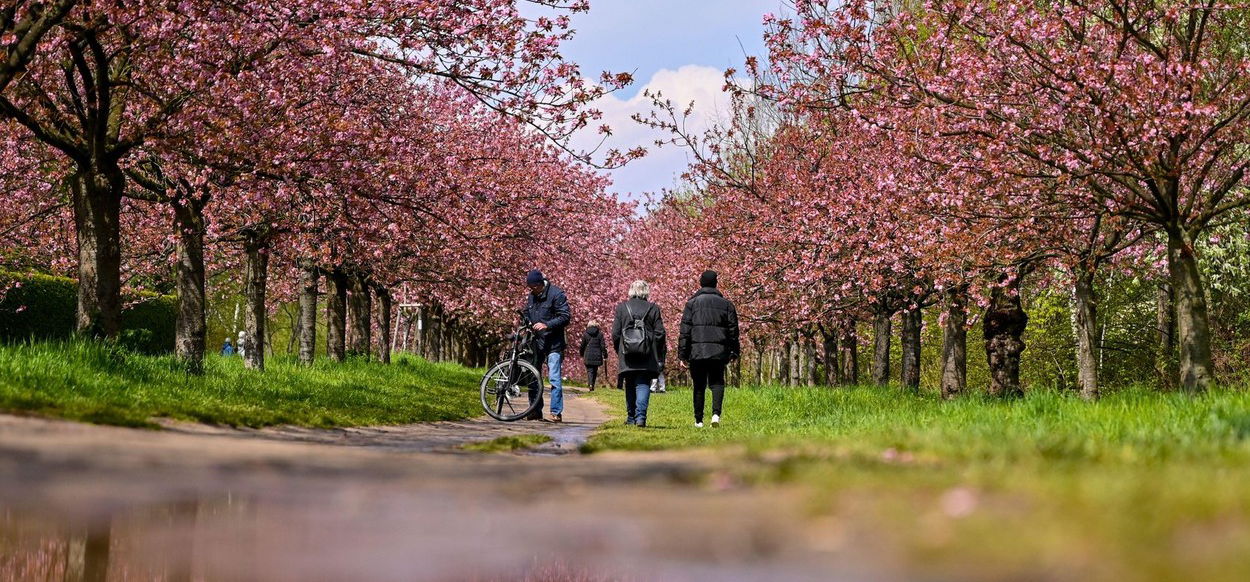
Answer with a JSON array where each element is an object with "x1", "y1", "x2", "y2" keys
[
  {"x1": 587, "y1": 384, "x2": 1250, "y2": 581},
  {"x1": 0, "y1": 340, "x2": 483, "y2": 428},
  {"x1": 460, "y1": 434, "x2": 553, "y2": 453},
  {"x1": 585, "y1": 384, "x2": 1250, "y2": 461}
]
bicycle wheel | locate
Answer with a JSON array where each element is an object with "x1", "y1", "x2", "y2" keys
[{"x1": 480, "y1": 359, "x2": 544, "y2": 421}]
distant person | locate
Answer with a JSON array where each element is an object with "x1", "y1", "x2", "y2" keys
[
  {"x1": 237, "y1": 331, "x2": 247, "y2": 360},
  {"x1": 579, "y1": 320, "x2": 608, "y2": 391},
  {"x1": 612, "y1": 280, "x2": 666, "y2": 428},
  {"x1": 650, "y1": 371, "x2": 667, "y2": 394},
  {"x1": 679, "y1": 270, "x2": 740, "y2": 428},
  {"x1": 220, "y1": 338, "x2": 236, "y2": 356},
  {"x1": 524, "y1": 269, "x2": 571, "y2": 422}
]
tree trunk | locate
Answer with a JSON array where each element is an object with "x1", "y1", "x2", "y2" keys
[
  {"x1": 298, "y1": 261, "x2": 319, "y2": 365},
  {"x1": 940, "y1": 287, "x2": 968, "y2": 399},
  {"x1": 1072, "y1": 268, "x2": 1100, "y2": 400},
  {"x1": 810, "y1": 337, "x2": 820, "y2": 387},
  {"x1": 326, "y1": 269, "x2": 347, "y2": 362},
  {"x1": 1154, "y1": 281, "x2": 1177, "y2": 389},
  {"x1": 346, "y1": 273, "x2": 372, "y2": 358},
  {"x1": 754, "y1": 338, "x2": 765, "y2": 386},
  {"x1": 900, "y1": 307, "x2": 922, "y2": 392},
  {"x1": 872, "y1": 311, "x2": 892, "y2": 386},
  {"x1": 172, "y1": 198, "x2": 207, "y2": 373},
  {"x1": 1167, "y1": 228, "x2": 1214, "y2": 392},
  {"x1": 242, "y1": 229, "x2": 270, "y2": 371},
  {"x1": 984, "y1": 280, "x2": 1027, "y2": 398},
  {"x1": 790, "y1": 337, "x2": 800, "y2": 387},
  {"x1": 822, "y1": 329, "x2": 840, "y2": 387},
  {"x1": 70, "y1": 166, "x2": 124, "y2": 338},
  {"x1": 375, "y1": 285, "x2": 392, "y2": 364},
  {"x1": 839, "y1": 326, "x2": 859, "y2": 385}
]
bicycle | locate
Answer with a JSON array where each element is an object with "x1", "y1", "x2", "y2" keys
[{"x1": 479, "y1": 310, "x2": 545, "y2": 421}]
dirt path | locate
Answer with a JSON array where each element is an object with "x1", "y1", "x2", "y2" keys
[
  {"x1": 154, "y1": 386, "x2": 612, "y2": 455},
  {"x1": 0, "y1": 390, "x2": 893, "y2": 582}
]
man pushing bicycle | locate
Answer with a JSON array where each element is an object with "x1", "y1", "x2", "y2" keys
[{"x1": 524, "y1": 269, "x2": 570, "y2": 422}]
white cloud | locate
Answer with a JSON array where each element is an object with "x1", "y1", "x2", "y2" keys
[{"x1": 574, "y1": 65, "x2": 737, "y2": 201}]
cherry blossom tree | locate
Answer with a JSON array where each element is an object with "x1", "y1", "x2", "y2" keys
[{"x1": 765, "y1": 0, "x2": 1250, "y2": 392}]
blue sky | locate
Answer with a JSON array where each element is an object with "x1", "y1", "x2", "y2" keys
[
  {"x1": 562, "y1": 1, "x2": 776, "y2": 100},
  {"x1": 546, "y1": 1, "x2": 784, "y2": 200}
]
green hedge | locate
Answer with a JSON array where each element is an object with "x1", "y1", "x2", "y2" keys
[{"x1": 0, "y1": 271, "x2": 176, "y2": 354}]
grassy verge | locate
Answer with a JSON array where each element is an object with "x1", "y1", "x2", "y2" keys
[
  {"x1": 587, "y1": 384, "x2": 1250, "y2": 581},
  {"x1": 0, "y1": 340, "x2": 482, "y2": 428},
  {"x1": 460, "y1": 434, "x2": 553, "y2": 453}
]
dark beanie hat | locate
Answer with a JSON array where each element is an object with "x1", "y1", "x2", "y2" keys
[
  {"x1": 526, "y1": 269, "x2": 545, "y2": 286},
  {"x1": 700, "y1": 270, "x2": 718, "y2": 288}
]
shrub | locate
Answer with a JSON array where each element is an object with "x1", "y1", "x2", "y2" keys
[{"x1": 0, "y1": 271, "x2": 176, "y2": 352}]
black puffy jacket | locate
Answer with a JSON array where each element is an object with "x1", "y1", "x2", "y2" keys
[
  {"x1": 679, "y1": 287, "x2": 740, "y2": 363},
  {"x1": 579, "y1": 327, "x2": 608, "y2": 366}
]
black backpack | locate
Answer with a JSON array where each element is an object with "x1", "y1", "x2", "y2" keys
[{"x1": 621, "y1": 303, "x2": 649, "y2": 356}]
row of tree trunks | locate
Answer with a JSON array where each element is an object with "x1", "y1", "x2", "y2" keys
[
  {"x1": 819, "y1": 325, "x2": 861, "y2": 387},
  {"x1": 291, "y1": 263, "x2": 397, "y2": 366},
  {"x1": 392, "y1": 305, "x2": 495, "y2": 367}
]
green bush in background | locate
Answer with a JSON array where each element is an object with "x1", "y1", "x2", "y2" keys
[{"x1": 0, "y1": 271, "x2": 176, "y2": 354}]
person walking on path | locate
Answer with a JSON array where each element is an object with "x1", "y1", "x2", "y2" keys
[
  {"x1": 612, "y1": 280, "x2": 667, "y2": 427},
  {"x1": 524, "y1": 269, "x2": 571, "y2": 422},
  {"x1": 679, "y1": 270, "x2": 740, "y2": 428},
  {"x1": 579, "y1": 320, "x2": 608, "y2": 391}
]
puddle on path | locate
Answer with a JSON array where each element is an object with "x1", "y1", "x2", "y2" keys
[{"x1": 0, "y1": 473, "x2": 883, "y2": 582}]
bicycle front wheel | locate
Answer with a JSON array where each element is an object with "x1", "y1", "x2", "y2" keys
[{"x1": 480, "y1": 359, "x2": 544, "y2": 421}]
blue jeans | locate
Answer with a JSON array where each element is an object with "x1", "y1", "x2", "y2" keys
[
  {"x1": 527, "y1": 350, "x2": 564, "y2": 416},
  {"x1": 624, "y1": 373, "x2": 652, "y2": 425},
  {"x1": 546, "y1": 351, "x2": 564, "y2": 415}
]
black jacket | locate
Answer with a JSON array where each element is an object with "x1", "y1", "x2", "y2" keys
[
  {"x1": 526, "y1": 282, "x2": 571, "y2": 353},
  {"x1": 579, "y1": 327, "x2": 608, "y2": 366},
  {"x1": 679, "y1": 287, "x2": 740, "y2": 362},
  {"x1": 611, "y1": 297, "x2": 666, "y2": 379}
]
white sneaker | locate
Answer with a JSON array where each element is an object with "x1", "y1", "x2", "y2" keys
[
  {"x1": 695, "y1": 422, "x2": 703, "y2": 428},
  {"x1": 711, "y1": 414, "x2": 720, "y2": 428}
]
